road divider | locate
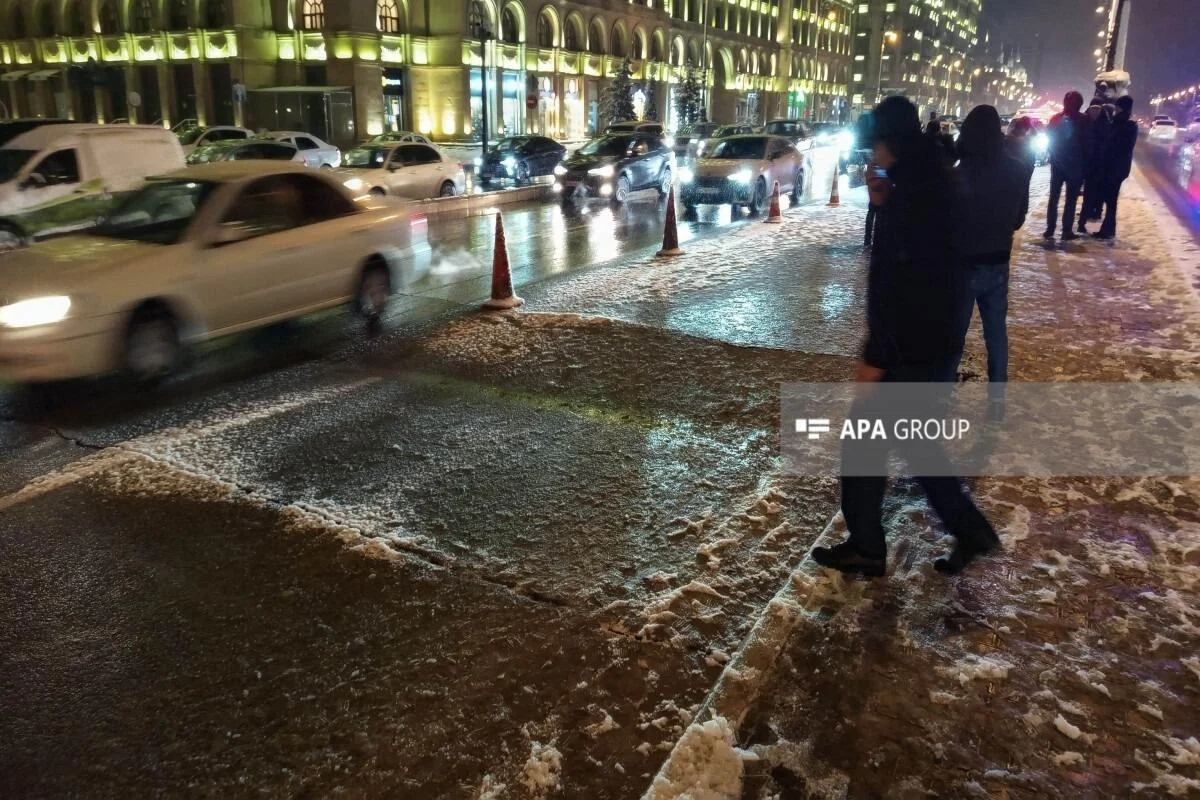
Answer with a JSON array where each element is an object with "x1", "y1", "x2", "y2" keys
[{"x1": 407, "y1": 183, "x2": 553, "y2": 221}]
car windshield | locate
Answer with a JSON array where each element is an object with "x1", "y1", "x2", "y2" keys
[
  {"x1": 1157, "y1": 121, "x2": 1176, "y2": 127},
  {"x1": 186, "y1": 144, "x2": 232, "y2": 165},
  {"x1": 579, "y1": 135, "x2": 634, "y2": 157},
  {"x1": 709, "y1": 138, "x2": 767, "y2": 160},
  {"x1": 765, "y1": 121, "x2": 805, "y2": 137},
  {"x1": 713, "y1": 126, "x2": 742, "y2": 138},
  {"x1": 93, "y1": 179, "x2": 217, "y2": 245},
  {"x1": 342, "y1": 147, "x2": 390, "y2": 168},
  {"x1": 0, "y1": 149, "x2": 37, "y2": 183},
  {"x1": 177, "y1": 128, "x2": 207, "y2": 145},
  {"x1": 495, "y1": 137, "x2": 529, "y2": 151}
]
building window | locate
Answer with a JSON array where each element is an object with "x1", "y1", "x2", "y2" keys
[
  {"x1": 536, "y1": 12, "x2": 554, "y2": 48},
  {"x1": 99, "y1": 0, "x2": 121, "y2": 33},
  {"x1": 589, "y1": 21, "x2": 605, "y2": 54},
  {"x1": 13, "y1": 6, "x2": 28, "y2": 37},
  {"x1": 611, "y1": 27, "x2": 626, "y2": 58},
  {"x1": 205, "y1": 0, "x2": 228, "y2": 28},
  {"x1": 302, "y1": 0, "x2": 325, "y2": 30},
  {"x1": 39, "y1": 0, "x2": 55, "y2": 36},
  {"x1": 650, "y1": 35, "x2": 664, "y2": 62},
  {"x1": 168, "y1": 0, "x2": 189, "y2": 29},
  {"x1": 133, "y1": 0, "x2": 154, "y2": 32},
  {"x1": 379, "y1": 0, "x2": 403, "y2": 33},
  {"x1": 500, "y1": 6, "x2": 519, "y2": 43},
  {"x1": 65, "y1": 0, "x2": 87, "y2": 36},
  {"x1": 563, "y1": 19, "x2": 580, "y2": 51}
]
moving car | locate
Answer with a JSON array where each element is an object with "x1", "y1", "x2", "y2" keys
[
  {"x1": 256, "y1": 131, "x2": 341, "y2": 168},
  {"x1": 1149, "y1": 119, "x2": 1178, "y2": 143},
  {"x1": 696, "y1": 124, "x2": 756, "y2": 158},
  {"x1": 606, "y1": 120, "x2": 673, "y2": 147},
  {"x1": 0, "y1": 119, "x2": 75, "y2": 148},
  {"x1": 177, "y1": 125, "x2": 254, "y2": 155},
  {"x1": 0, "y1": 123, "x2": 184, "y2": 252},
  {"x1": 763, "y1": 119, "x2": 812, "y2": 146},
  {"x1": 672, "y1": 122, "x2": 721, "y2": 159},
  {"x1": 367, "y1": 130, "x2": 432, "y2": 145},
  {"x1": 476, "y1": 135, "x2": 567, "y2": 188},
  {"x1": 554, "y1": 132, "x2": 674, "y2": 205},
  {"x1": 679, "y1": 134, "x2": 807, "y2": 214},
  {"x1": 336, "y1": 142, "x2": 466, "y2": 199},
  {"x1": 0, "y1": 163, "x2": 430, "y2": 385},
  {"x1": 186, "y1": 139, "x2": 300, "y2": 165}
]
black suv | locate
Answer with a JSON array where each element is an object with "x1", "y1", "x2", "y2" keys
[
  {"x1": 555, "y1": 133, "x2": 674, "y2": 205},
  {"x1": 477, "y1": 135, "x2": 567, "y2": 188}
]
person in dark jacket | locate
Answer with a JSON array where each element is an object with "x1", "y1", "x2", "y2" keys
[
  {"x1": 926, "y1": 119, "x2": 958, "y2": 166},
  {"x1": 812, "y1": 96, "x2": 998, "y2": 578},
  {"x1": 1044, "y1": 90, "x2": 1089, "y2": 241},
  {"x1": 1079, "y1": 100, "x2": 1112, "y2": 233},
  {"x1": 955, "y1": 105, "x2": 1030, "y2": 412},
  {"x1": 1095, "y1": 95, "x2": 1138, "y2": 240},
  {"x1": 1004, "y1": 116, "x2": 1037, "y2": 222}
]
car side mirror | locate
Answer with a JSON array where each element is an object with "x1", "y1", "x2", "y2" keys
[{"x1": 210, "y1": 222, "x2": 253, "y2": 247}]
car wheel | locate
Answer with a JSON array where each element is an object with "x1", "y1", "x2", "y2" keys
[
  {"x1": 439, "y1": 181, "x2": 457, "y2": 198},
  {"x1": 356, "y1": 260, "x2": 391, "y2": 333},
  {"x1": 0, "y1": 223, "x2": 25, "y2": 253},
  {"x1": 657, "y1": 168, "x2": 673, "y2": 197},
  {"x1": 515, "y1": 162, "x2": 530, "y2": 186},
  {"x1": 751, "y1": 178, "x2": 768, "y2": 215},
  {"x1": 320, "y1": 163, "x2": 333, "y2": 169},
  {"x1": 612, "y1": 175, "x2": 632, "y2": 205},
  {"x1": 791, "y1": 167, "x2": 805, "y2": 202},
  {"x1": 122, "y1": 304, "x2": 181, "y2": 386},
  {"x1": 369, "y1": 187, "x2": 386, "y2": 198}
]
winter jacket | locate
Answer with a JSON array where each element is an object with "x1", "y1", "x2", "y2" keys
[
  {"x1": 1004, "y1": 135, "x2": 1036, "y2": 221},
  {"x1": 1047, "y1": 109, "x2": 1089, "y2": 180},
  {"x1": 956, "y1": 152, "x2": 1031, "y2": 265},
  {"x1": 1102, "y1": 112, "x2": 1138, "y2": 185},
  {"x1": 862, "y1": 137, "x2": 968, "y2": 372},
  {"x1": 1084, "y1": 106, "x2": 1112, "y2": 176}
]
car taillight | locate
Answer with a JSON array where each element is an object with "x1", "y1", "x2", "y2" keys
[{"x1": 410, "y1": 212, "x2": 429, "y2": 239}]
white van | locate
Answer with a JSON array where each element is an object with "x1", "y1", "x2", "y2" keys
[{"x1": 0, "y1": 124, "x2": 184, "y2": 251}]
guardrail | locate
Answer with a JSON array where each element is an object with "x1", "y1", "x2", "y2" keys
[{"x1": 407, "y1": 183, "x2": 553, "y2": 220}]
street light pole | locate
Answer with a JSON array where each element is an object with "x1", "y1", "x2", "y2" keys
[
  {"x1": 469, "y1": 5, "x2": 493, "y2": 164},
  {"x1": 876, "y1": 31, "x2": 897, "y2": 105},
  {"x1": 944, "y1": 60, "x2": 960, "y2": 117}
]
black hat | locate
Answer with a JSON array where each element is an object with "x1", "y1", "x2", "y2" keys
[{"x1": 872, "y1": 96, "x2": 921, "y2": 145}]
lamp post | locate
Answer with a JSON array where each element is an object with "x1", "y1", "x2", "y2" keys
[
  {"x1": 944, "y1": 59, "x2": 961, "y2": 118},
  {"x1": 876, "y1": 30, "x2": 897, "y2": 105},
  {"x1": 468, "y1": 4, "x2": 493, "y2": 162}
]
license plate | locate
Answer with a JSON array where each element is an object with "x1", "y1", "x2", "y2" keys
[{"x1": 697, "y1": 187, "x2": 720, "y2": 196}]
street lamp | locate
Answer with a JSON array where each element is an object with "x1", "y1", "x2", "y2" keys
[
  {"x1": 945, "y1": 59, "x2": 961, "y2": 117},
  {"x1": 468, "y1": 3, "x2": 494, "y2": 162},
  {"x1": 876, "y1": 31, "x2": 898, "y2": 105}
]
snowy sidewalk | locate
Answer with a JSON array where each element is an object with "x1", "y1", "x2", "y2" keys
[{"x1": 648, "y1": 169, "x2": 1200, "y2": 799}]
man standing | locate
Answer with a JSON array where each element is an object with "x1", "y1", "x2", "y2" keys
[
  {"x1": 1094, "y1": 95, "x2": 1138, "y2": 240},
  {"x1": 812, "y1": 96, "x2": 998, "y2": 578},
  {"x1": 1079, "y1": 99, "x2": 1112, "y2": 234},
  {"x1": 1044, "y1": 90, "x2": 1089, "y2": 242}
]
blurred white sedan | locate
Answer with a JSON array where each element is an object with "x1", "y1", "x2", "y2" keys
[
  {"x1": 336, "y1": 142, "x2": 466, "y2": 199},
  {"x1": 0, "y1": 163, "x2": 430, "y2": 385},
  {"x1": 1149, "y1": 119, "x2": 1178, "y2": 143},
  {"x1": 257, "y1": 131, "x2": 341, "y2": 168}
]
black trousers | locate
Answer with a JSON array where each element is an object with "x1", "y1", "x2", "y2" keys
[
  {"x1": 865, "y1": 204, "x2": 878, "y2": 244},
  {"x1": 1046, "y1": 165, "x2": 1082, "y2": 235},
  {"x1": 840, "y1": 361, "x2": 991, "y2": 559},
  {"x1": 1080, "y1": 165, "x2": 1104, "y2": 226},
  {"x1": 1098, "y1": 177, "x2": 1125, "y2": 237}
]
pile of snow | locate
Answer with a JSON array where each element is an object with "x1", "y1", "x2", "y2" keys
[
  {"x1": 520, "y1": 741, "x2": 563, "y2": 798},
  {"x1": 644, "y1": 717, "x2": 746, "y2": 800}
]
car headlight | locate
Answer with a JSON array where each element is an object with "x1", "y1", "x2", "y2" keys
[
  {"x1": 588, "y1": 164, "x2": 615, "y2": 177},
  {"x1": 728, "y1": 169, "x2": 753, "y2": 184},
  {"x1": 0, "y1": 296, "x2": 71, "y2": 328},
  {"x1": 663, "y1": 135, "x2": 675, "y2": 148},
  {"x1": 343, "y1": 177, "x2": 366, "y2": 193},
  {"x1": 679, "y1": 166, "x2": 695, "y2": 183},
  {"x1": 502, "y1": 156, "x2": 517, "y2": 173},
  {"x1": 554, "y1": 164, "x2": 568, "y2": 176},
  {"x1": 474, "y1": 157, "x2": 483, "y2": 167},
  {"x1": 1033, "y1": 133, "x2": 1049, "y2": 154},
  {"x1": 837, "y1": 132, "x2": 855, "y2": 151}
]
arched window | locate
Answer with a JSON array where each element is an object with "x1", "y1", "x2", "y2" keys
[
  {"x1": 13, "y1": 6, "x2": 28, "y2": 38},
  {"x1": 99, "y1": 0, "x2": 121, "y2": 33},
  {"x1": 535, "y1": 11, "x2": 553, "y2": 47},
  {"x1": 301, "y1": 0, "x2": 325, "y2": 30},
  {"x1": 563, "y1": 17, "x2": 581, "y2": 51},
  {"x1": 689, "y1": 0, "x2": 702, "y2": 25},
  {"x1": 133, "y1": 0, "x2": 154, "y2": 32},
  {"x1": 168, "y1": 0, "x2": 189, "y2": 29},
  {"x1": 634, "y1": 30, "x2": 647, "y2": 59},
  {"x1": 378, "y1": 0, "x2": 402, "y2": 33},
  {"x1": 588, "y1": 20, "x2": 604, "y2": 55},
  {"x1": 205, "y1": 0, "x2": 228, "y2": 28},
  {"x1": 650, "y1": 34, "x2": 664, "y2": 62},
  {"x1": 501, "y1": 6, "x2": 520, "y2": 43},
  {"x1": 715, "y1": 3, "x2": 726, "y2": 30},
  {"x1": 65, "y1": 0, "x2": 87, "y2": 36},
  {"x1": 39, "y1": 0, "x2": 55, "y2": 36},
  {"x1": 672, "y1": 0, "x2": 683, "y2": 20},
  {"x1": 610, "y1": 26, "x2": 626, "y2": 58}
]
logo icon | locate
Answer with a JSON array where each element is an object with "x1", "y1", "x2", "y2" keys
[{"x1": 795, "y1": 418, "x2": 831, "y2": 440}]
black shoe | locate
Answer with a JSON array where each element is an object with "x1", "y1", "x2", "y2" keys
[
  {"x1": 1076, "y1": 225, "x2": 1089, "y2": 235},
  {"x1": 863, "y1": 238, "x2": 872, "y2": 248},
  {"x1": 1092, "y1": 231, "x2": 1114, "y2": 240},
  {"x1": 812, "y1": 541, "x2": 886, "y2": 577},
  {"x1": 1042, "y1": 230, "x2": 1055, "y2": 240},
  {"x1": 1061, "y1": 232, "x2": 1079, "y2": 242},
  {"x1": 934, "y1": 528, "x2": 1001, "y2": 575}
]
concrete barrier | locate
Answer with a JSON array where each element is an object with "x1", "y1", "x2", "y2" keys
[{"x1": 409, "y1": 183, "x2": 553, "y2": 220}]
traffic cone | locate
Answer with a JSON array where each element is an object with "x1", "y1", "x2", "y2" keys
[
  {"x1": 656, "y1": 184, "x2": 685, "y2": 258},
  {"x1": 827, "y1": 170, "x2": 841, "y2": 207},
  {"x1": 765, "y1": 180, "x2": 783, "y2": 223},
  {"x1": 481, "y1": 212, "x2": 524, "y2": 311}
]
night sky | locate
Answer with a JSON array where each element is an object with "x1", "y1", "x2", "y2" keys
[{"x1": 986, "y1": 0, "x2": 1200, "y2": 105}]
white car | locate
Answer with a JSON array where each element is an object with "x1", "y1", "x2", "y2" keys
[
  {"x1": 1149, "y1": 119, "x2": 1178, "y2": 143},
  {"x1": 368, "y1": 131, "x2": 432, "y2": 145},
  {"x1": 177, "y1": 125, "x2": 254, "y2": 155},
  {"x1": 337, "y1": 142, "x2": 466, "y2": 199},
  {"x1": 679, "y1": 134, "x2": 808, "y2": 214},
  {"x1": 0, "y1": 162, "x2": 430, "y2": 385},
  {"x1": 257, "y1": 131, "x2": 341, "y2": 168}
]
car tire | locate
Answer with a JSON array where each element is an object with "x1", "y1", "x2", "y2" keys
[
  {"x1": 657, "y1": 169, "x2": 673, "y2": 197},
  {"x1": 791, "y1": 167, "x2": 805, "y2": 202},
  {"x1": 122, "y1": 304, "x2": 181, "y2": 386},
  {"x1": 355, "y1": 260, "x2": 392, "y2": 335},
  {"x1": 515, "y1": 162, "x2": 529, "y2": 186},
  {"x1": 0, "y1": 222, "x2": 25, "y2": 253},
  {"x1": 320, "y1": 163, "x2": 333, "y2": 169},
  {"x1": 612, "y1": 175, "x2": 632, "y2": 205},
  {"x1": 751, "y1": 178, "x2": 768, "y2": 215},
  {"x1": 439, "y1": 181, "x2": 457, "y2": 198},
  {"x1": 369, "y1": 187, "x2": 387, "y2": 198}
]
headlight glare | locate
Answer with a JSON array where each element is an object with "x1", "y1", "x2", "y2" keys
[
  {"x1": 729, "y1": 169, "x2": 753, "y2": 184},
  {"x1": 588, "y1": 164, "x2": 615, "y2": 177},
  {"x1": 554, "y1": 164, "x2": 568, "y2": 176},
  {"x1": 0, "y1": 296, "x2": 71, "y2": 328},
  {"x1": 343, "y1": 177, "x2": 366, "y2": 192},
  {"x1": 679, "y1": 167, "x2": 695, "y2": 183}
]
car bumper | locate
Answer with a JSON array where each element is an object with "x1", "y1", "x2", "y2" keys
[
  {"x1": 0, "y1": 318, "x2": 119, "y2": 383},
  {"x1": 680, "y1": 181, "x2": 754, "y2": 205},
  {"x1": 554, "y1": 174, "x2": 616, "y2": 199}
]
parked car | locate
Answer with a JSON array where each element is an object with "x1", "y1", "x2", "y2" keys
[
  {"x1": 256, "y1": 131, "x2": 341, "y2": 168},
  {"x1": 763, "y1": 119, "x2": 813, "y2": 146},
  {"x1": 476, "y1": 135, "x2": 567, "y2": 188},
  {"x1": 554, "y1": 132, "x2": 674, "y2": 206},
  {"x1": 679, "y1": 134, "x2": 807, "y2": 214},
  {"x1": 696, "y1": 125, "x2": 756, "y2": 157},
  {"x1": 673, "y1": 122, "x2": 721, "y2": 159},
  {"x1": 186, "y1": 139, "x2": 300, "y2": 165},
  {"x1": 0, "y1": 118, "x2": 75, "y2": 147},
  {"x1": 0, "y1": 163, "x2": 431, "y2": 385},
  {"x1": 367, "y1": 130, "x2": 432, "y2": 145},
  {"x1": 336, "y1": 142, "x2": 466, "y2": 199},
  {"x1": 606, "y1": 120, "x2": 673, "y2": 147},
  {"x1": 1149, "y1": 119, "x2": 1178, "y2": 143},
  {"x1": 0, "y1": 123, "x2": 184, "y2": 252},
  {"x1": 177, "y1": 125, "x2": 254, "y2": 155}
]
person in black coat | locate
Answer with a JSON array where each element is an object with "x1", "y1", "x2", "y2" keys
[
  {"x1": 1079, "y1": 99, "x2": 1113, "y2": 233},
  {"x1": 812, "y1": 96, "x2": 998, "y2": 578},
  {"x1": 1095, "y1": 95, "x2": 1138, "y2": 240},
  {"x1": 1044, "y1": 90, "x2": 1089, "y2": 241}
]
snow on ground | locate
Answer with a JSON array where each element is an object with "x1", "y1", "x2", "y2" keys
[{"x1": 644, "y1": 717, "x2": 745, "y2": 800}]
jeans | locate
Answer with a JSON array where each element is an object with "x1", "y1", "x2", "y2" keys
[
  {"x1": 961, "y1": 262, "x2": 1010, "y2": 390},
  {"x1": 839, "y1": 360, "x2": 992, "y2": 558},
  {"x1": 1046, "y1": 165, "x2": 1082, "y2": 235},
  {"x1": 1098, "y1": 177, "x2": 1124, "y2": 236}
]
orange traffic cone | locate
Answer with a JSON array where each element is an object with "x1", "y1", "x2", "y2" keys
[
  {"x1": 765, "y1": 180, "x2": 783, "y2": 223},
  {"x1": 827, "y1": 170, "x2": 841, "y2": 207},
  {"x1": 656, "y1": 184, "x2": 685, "y2": 258},
  {"x1": 481, "y1": 212, "x2": 524, "y2": 310}
]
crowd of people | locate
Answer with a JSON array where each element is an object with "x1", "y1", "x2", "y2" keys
[{"x1": 815, "y1": 90, "x2": 1139, "y2": 579}]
